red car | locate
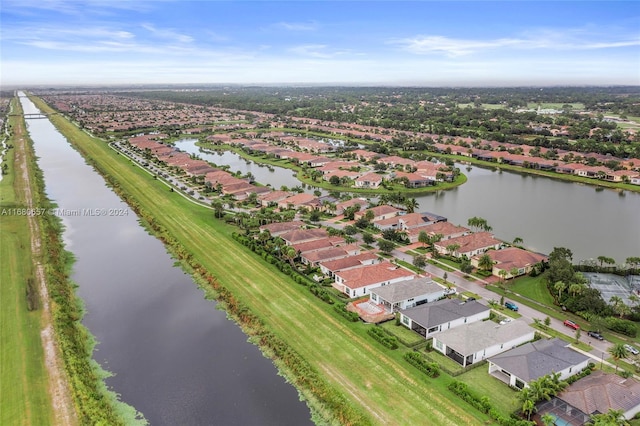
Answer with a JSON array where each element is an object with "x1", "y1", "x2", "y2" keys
[{"x1": 564, "y1": 320, "x2": 580, "y2": 330}]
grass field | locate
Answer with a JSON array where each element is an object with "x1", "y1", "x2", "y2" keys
[
  {"x1": 1, "y1": 100, "x2": 54, "y2": 425},
  {"x1": 32, "y1": 97, "x2": 492, "y2": 425},
  {"x1": 457, "y1": 367, "x2": 519, "y2": 414}
]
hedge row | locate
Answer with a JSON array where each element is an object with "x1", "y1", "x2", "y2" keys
[
  {"x1": 367, "y1": 326, "x2": 399, "y2": 350},
  {"x1": 403, "y1": 352, "x2": 439, "y2": 378},
  {"x1": 448, "y1": 381, "x2": 533, "y2": 426},
  {"x1": 334, "y1": 304, "x2": 360, "y2": 322}
]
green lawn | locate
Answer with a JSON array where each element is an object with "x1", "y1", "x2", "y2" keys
[
  {"x1": 457, "y1": 367, "x2": 520, "y2": 415},
  {"x1": 34, "y1": 97, "x2": 490, "y2": 425},
  {"x1": 508, "y1": 275, "x2": 555, "y2": 306},
  {"x1": 1, "y1": 100, "x2": 55, "y2": 426},
  {"x1": 379, "y1": 321, "x2": 424, "y2": 346}
]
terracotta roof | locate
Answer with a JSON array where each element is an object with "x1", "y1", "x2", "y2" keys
[
  {"x1": 406, "y1": 221, "x2": 469, "y2": 238},
  {"x1": 335, "y1": 261, "x2": 415, "y2": 289},
  {"x1": 319, "y1": 252, "x2": 379, "y2": 272},
  {"x1": 479, "y1": 247, "x2": 547, "y2": 270},
  {"x1": 435, "y1": 232, "x2": 502, "y2": 254},
  {"x1": 259, "y1": 221, "x2": 304, "y2": 235},
  {"x1": 280, "y1": 228, "x2": 328, "y2": 244},
  {"x1": 293, "y1": 236, "x2": 345, "y2": 253}
]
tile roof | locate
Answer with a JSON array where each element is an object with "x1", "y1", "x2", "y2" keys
[
  {"x1": 435, "y1": 320, "x2": 534, "y2": 356},
  {"x1": 259, "y1": 220, "x2": 304, "y2": 235},
  {"x1": 335, "y1": 261, "x2": 415, "y2": 289},
  {"x1": 488, "y1": 338, "x2": 589, "y2": 383},
  {"x1": 480, "y1": 247, "x2": 548, "y2": 270},
  {"x1": 400, "y1": 299, "x2": 489, "y2": 329},
  {"x1": 370, "y1": 277, "x2": 444, "y2": 303},
  {"x1": 559, "y1": 370, "x2": 640, "y2": 416},
  {"x1": 280, "y1": 228, "x2": 328, "y2": 244},
  {"x1": 319, "y1": 252, "x2": 379, "y2": 272},
  {"x1": 435, "y1": 232, "x2": 502, "y2": 253}
]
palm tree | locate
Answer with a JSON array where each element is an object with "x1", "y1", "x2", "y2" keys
[
  {"x1": 568, "y1": 283, "x2": 585, "y2": 297},
  {"x1": 541, "y1": 413, "x2": 556, "y2": 426},
  {"x1": 554, "y1": 281, "x2": 567, "y2": 300},
  {"x1": 404, "y1": 197, "x2": 419, "y2": 213},
  {"x1": 512, "y1": 236, "x2": 523, "y2": 246},
  {"x1": 478, "y1": 253, "x2": 494, "y2": 272},
  {"x1": 499, "y1": 269, "x2": 507, "y2": 283},
  {"x1": 590, "y1": 408, "x2": 630, "y2": 426},
  {"x1": 608, "y1": 343, "x2": 629, "y2": 373},
  {"x1": 609, "y1": 296, "x2": 630, "y2": 318},
  {"x1": 517, "y1": 387, "x2": 537, "y2": 421}
]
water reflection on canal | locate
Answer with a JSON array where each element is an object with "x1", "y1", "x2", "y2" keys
[{"x1": 21, "y1": 95, "x2": 312, "y2": 425}]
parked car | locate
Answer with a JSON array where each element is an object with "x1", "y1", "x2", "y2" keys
[
  {"x1": 587, "y1": 331, "x2": 604, "y2": 340},
  {"x1": 466, "y1": 297, "x2": 476, "y2": 302},
  {"x1": 504, "y1": 301, "x2": 519, "y2": 312},
  {"x1": 624, "y1": 344, "x2": 640, "y2": 355},
  {"x1": 563, "y1": 320, "x2": 580, "y2": 330}
]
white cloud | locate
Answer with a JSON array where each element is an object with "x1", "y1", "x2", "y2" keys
[
  {"x1": 140, "y1": 23, "x2": 193, "y2": 43},
  {"x1": 393, "y1": 32, "x2": 640, "y2": 57},
  {"x1": 271, "y1": 21, "x2": 318, "y2": 31}
]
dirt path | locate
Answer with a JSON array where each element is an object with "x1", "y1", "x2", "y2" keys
[{"x1": 14, "y1": 116, "x2": 77, "y2": 426}]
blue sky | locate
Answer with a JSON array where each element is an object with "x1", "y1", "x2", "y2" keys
[{"x1": 1, "y1": 1, "x2": 639, "y2": 86}]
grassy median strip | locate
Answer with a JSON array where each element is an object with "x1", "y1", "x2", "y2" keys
[
  {"x1": 33, "y1": 96, "x2": 490, "y2": 425},
  {"x1": 1, "y1": 99, "x2": 53, "y2": 425}
]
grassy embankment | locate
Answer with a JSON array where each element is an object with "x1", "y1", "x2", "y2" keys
[
  {"x1": 0, "y1": 99, "x2": 54, "y2": 425},
  {"x1": 32, "y1": 96, "x2": 493, "y2": 425},
  {"x1": 14, "y1": 97, "x2": 144, "y2": 425}
]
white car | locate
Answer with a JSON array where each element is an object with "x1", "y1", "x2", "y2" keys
[{"x1": 624, "y1": 344, "x2": 640, "y2": 355}]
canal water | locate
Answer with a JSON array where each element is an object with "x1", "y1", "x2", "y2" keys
[
  {"x1": 416, "y1": 165, "x2": 640, "y2": 264},
  {"x1": 175, "y1": 139, "x2": 304, "y2": 190},
  {"x1": 177, "y1": 136, "x2": 640, "y2": 263},
  {"x1": 21, "y1": 95, "x2": 312, "y2": 425}
]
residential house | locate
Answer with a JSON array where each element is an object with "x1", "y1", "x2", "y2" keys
[
  {"x1": 334, "y1": 198, "x2": 367, "y2": 216},
  {"x1": 488, "y1": 338, "x2": 590, "y2": 389},
  {"x1": 292, "y1": 236, "x2": 345, "y2": 253},
  {"x1": 369, "y1": 277, "x2": 447, "y2": 313},
  {"x1": 434, "y1": 232, "x2": 502, "y2": 258},
  {"x1": 332, "y1": 261, "x2": 415, "y2": 298},
  {"x1": 354, "y1": 205, "x2": 402, "y2": 222},
  {"x1": 318, "y1": 252, "x2": 379, "y2": 278},
  {"x1": 277, "y1": 193, "x2": 318, "y2": 211},
  {"x1": 373, "y1": 211, "x2": 445, "y2": 232},
  {"x1": 259, "y1": 221, "x2": 305, "y2": 237},
  {"x1": 300, "y1": 245, "x2": 360, "y2": 266},
  {"x1": 399, "y1": 299, "x2": 490, "y2": 339},
  {"x1": 432, "y1": 320, "x2": 535, "y2": 367},
  {"x1": 258, "y1": 190, "x2": 292, "y2": 207},
  {"x1": 354, "y1": 172, "x2": 384, "y2": 189},
  {"x1": 406, "y1": 221, "x2": 470, "y2": 243},
  {"x1": 280, "y1": 228, "x2": 329, "y2": 246},
  {"x1": 471, "y1": 247, "x2": 547, "y2": 279},
  {"x1": 537, "y1": 371, "x2": 640, "y2": 425}
]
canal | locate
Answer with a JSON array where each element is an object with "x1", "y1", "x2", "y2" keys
[
  {"x1": 416, "y1": 165, "x2": 640, "y2": 264},
  {"x1": 21, "y1": 95, "x2": 312, "y2": 425}
]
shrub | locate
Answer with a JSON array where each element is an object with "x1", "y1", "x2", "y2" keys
[
  {"x1": 404, "y1": 352, "x2": 439, "y2": 378},
  {"x1": 333, "y1": 304, "x2": 360, "y2": 322},
  {"x1": 605, "y1": 317, "x2": 637, "y2": 337},
  {"x1": 367, "y1": 326, "x2": 399, "y2": 349}
]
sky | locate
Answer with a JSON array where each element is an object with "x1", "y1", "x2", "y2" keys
[{"x1": 1, "y1": 0, "x2": 639, "y2": 87}]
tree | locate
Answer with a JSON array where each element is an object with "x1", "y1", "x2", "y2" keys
[
  {"x1": 362, "y1": 233, "x2": 375, "y2": 245},
  {"x1": 610, "y1": 296, "x2": 631, "y2": 318},
  {"x1": 404, "y1": 197, "x2": 419, "y2": 213},
  {"x1": 418, "y1": 231, "x2": 429, "y2": 248},
  {"x1": 377, "y1": 239, "x2": 395, "y2": 254},
  {"x1": 446, "y1": 243, "x2": 460, "y2": 257},
  {"x1": 554, "y1": 280, "x2": 567, "y2": 301},
  {"x1": 467, "y1": 216, "x2": 492, "y2": 232},
  {"x1": 478, "y1": 253, "x2": 494, "y2": 272},
  {"x1": 329, "y1": 175, "x2": 340, "y2": 186},
  {"x1": 281, "y1": 246, "x2": 298, "y2": 267},
  {"x1": 608, "y1": 343, "x2": 629, "y2": 373},
  {"x1": 364, "y1": 209, "x2": 375, "y2": 221},
  {"x1": 575, "y1": 327, "x2": 581, "y2": 343},
  {"x1": 211, "y1": 200, "x2": 225, "y2": 219},
  {"x1": 309, "y1": 209, "x2": 321, "y2": 222},
  {"x1": 541, "y1": 413, "x2": 556, "y2": 426},
  {"x1": 544, "y1": 316, "x2": 551, "y2": 328},
  {"x1": 413, "y1": 254, "x2": 427, "y2": 269},
  {"x1": 569, "y1": 282, "x2": 586, "y2": 297},
  {"x1": 590, "y1": 409, "x2": 630, "y2": 426},
  {"x1": 517, "y1": 387, "x2": 537, "y2": 421}
]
